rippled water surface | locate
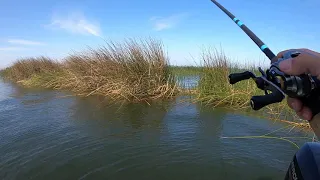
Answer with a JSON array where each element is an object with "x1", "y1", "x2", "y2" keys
[{"x1": 0, "y1": 79, "x2": 313, "y2": 180}]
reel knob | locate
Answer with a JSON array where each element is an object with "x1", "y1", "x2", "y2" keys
[
  {"x1": 228, "y1": 71, "x2": 255, "y2": 84},
  {"x1": 250, "y1": 92, "x2": 284, "y2": 110}
]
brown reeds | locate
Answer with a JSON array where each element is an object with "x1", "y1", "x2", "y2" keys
[
  {"x1": 1, "y1": 38, "x2": 179, "y2": 102},
  {"x1": 1, "y1": 56, "x2": 61, "y2": 82}
]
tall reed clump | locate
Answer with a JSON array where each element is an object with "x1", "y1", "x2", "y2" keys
[
  {"x1": 1, "y1": 38, "x2": 179, "y2": 102},
  {"x1": 196, "y1": 47, "x2": 261, "y2": 109},
  {"x1": 60, "y1": 38, "x2": 178, "y2": 102},
  {"x1": 1, "y1": 57, "x2": 61, "y2": 83}
]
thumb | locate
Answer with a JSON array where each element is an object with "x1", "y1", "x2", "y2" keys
[{"x1": 279, "y1": 52, "x2": 320, "y2": 78}]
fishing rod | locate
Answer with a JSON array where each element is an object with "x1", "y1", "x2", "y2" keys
[
  {"x1": 210, "y1": 1, "x2": 320, "y2": 179},
  {"x1": 210, "y1": 0, "x2": 320, "y2": 131},
  {"x1": 210, "y1": 0, "x2": 277, "y2": 61}
]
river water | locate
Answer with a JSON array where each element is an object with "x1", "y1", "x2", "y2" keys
[{"x1": 0, "y1": 79, "x2": 313, "y2": 180}]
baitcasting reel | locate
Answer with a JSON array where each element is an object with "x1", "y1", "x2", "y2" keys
[
  {"x1": 209, "y1": 0, "x2": 320, "y2": 119},
  {"x1": 211, "y1": 1, "x2": 320, "y2": 178},
  {"x1": 228, "y1": 50, "x2": 320, "y2": 118}
]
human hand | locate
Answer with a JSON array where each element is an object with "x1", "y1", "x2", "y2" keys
[{"x1": 277, "y1": 48, "x2": 320, "y2": 121}]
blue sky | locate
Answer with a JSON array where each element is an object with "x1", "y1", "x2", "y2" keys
[{"x1": 0, "y1": 0, "x2": 320, "y2": 68}]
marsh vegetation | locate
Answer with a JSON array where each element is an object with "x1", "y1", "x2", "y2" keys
[{"x1": 0, "y1": 38, "x2": 309, "y2": 128}]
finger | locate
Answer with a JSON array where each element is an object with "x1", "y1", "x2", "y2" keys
[
  {"x1": 276, "y1": 49, "x2": 298, "y2": 58},
  {"x1": 300, "y1": 106, "x2": 313, "y2": 121},
  {"x1": 276, "y1": 48, "x2": 318, "y2": 58},
  {"x1": 278, "y1": 53, "x2": 320, "y2": 76},
  {"x1": 275, "y1": 48, "x2": 320, "y2": 64},
  {"x1": 273, "y1": 49, "x2": 295, "y2": 63},
  {"x1": 298, "y1": 48, "x2": 320, "y2": 56},
  {"x1": 274, "y1": 49, "x2": 298, "y2": 63},
  {"x1": 287, "y1": 97, "x2": 303, "y2": 112}
]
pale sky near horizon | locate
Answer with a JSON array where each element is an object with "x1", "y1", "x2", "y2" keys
[{"x1": 0, "y1": 0, "x2": 319, "y2": 68}]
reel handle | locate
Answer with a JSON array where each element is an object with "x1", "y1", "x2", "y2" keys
[
  {"x1": 228, "y1": 71, "x2": 255, "y2": 84},
  {"x1": 250, "y1": 92, "x2": 284, "y2": 110}
]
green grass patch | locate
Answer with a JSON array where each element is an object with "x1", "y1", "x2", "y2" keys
[{"x1": 169, "y1": 66, "x2": 203, "y2": 77}]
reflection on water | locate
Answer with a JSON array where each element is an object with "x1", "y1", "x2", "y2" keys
[{"x1": 0, "y1": 80, "x2": 313, "y2": 180}]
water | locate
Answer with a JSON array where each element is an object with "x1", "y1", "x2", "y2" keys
[
  {"x1": 176, "y1": 75, "x2": 200, "y2": 89},
  {"x1": 0, "y1": 79, "x2": 313, "y2": 180}
]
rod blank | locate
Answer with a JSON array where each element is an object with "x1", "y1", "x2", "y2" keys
[{"x1": 210, "y1": 0, "x2": 276, "y2": 61}]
